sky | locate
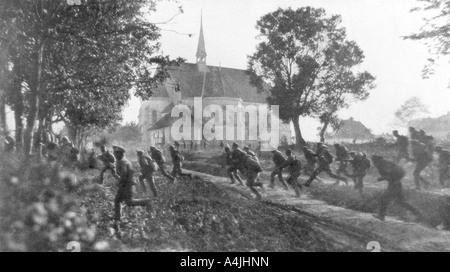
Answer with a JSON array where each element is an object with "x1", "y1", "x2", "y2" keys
[{"x1": 120, "y1": 0, "x2": 450, "y2": 140}]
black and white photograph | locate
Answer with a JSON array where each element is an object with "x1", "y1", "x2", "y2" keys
[{"x1": 1, "y1": 0, "x2": 450, "y2": 254}]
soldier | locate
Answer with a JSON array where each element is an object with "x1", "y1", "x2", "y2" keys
[
  {"x1": 68, "y1": 146, "x2": 80, "y2": 168},
  {"x1": 278, "y1": 149, "x2": 303, "y2": 197},
  {"x1": 174, "y1": 141, "x2": 180, "y2": 150},
  {"x1": 203, "y1": 140, "x2": 208, "y2": 149},
  {"x1": 231, "y1": 142, "x2": 264, "y2": 200},
  {"x1": 190, "y1": 141, "x2": 194, "y2": 151},
  {"x1": 243, "y1": 146, "x2": 258, "y2": 162},
  {"x1": 304, "y1": 143, "x2": 347, "y2": 187},
  {"x1": 150, "y1": 146, "x2": 176, "y2": 183},
  {"x1": 224, "y1": 145, "x2": 244, "y2": 186},
  {"x1": 220, "y1": 140, "x2": 224, "y2": 150},
  {"x1": 302, "y1": 146, "x2": 317, "y2": 176},
  {"x1": 137, "y1": 150, "x2": 158, "y2": 197},
  {"x1": 269, "y1": 147, "x2": 289, "y2": 190},
  {"x1": 411, "y1": 139, "x2": 432, "y2": 190},
  {"x1": 111, "y1": 146, "x2": 152, "y2": 236},
  {"x1": 346, "y1": 152, "x2": 371, "y2": 197},
  {"x1": 418, "y1": 130, "x2": 427, "y2": 143},
  {"x1": 59, "y1": 136, "x2": 73, "y2": 165},
  {"x1": 371, "y1": 155, "x2": 423, "y2": 221},
  {"x1": 334, "y1": 143, "x2": 350, "y2": 185},
  {"x1": 435, "y1": 146, "x2": 450, "y2": 187},
  {"x1": 88, "y1": 149, "x2": 97, "y2": 169},
  {"x1": 391, "y1": 130, "x2": 412, "y2": 164},
  {"x1": 98, "y1": 145, "x2": 116, "y2": 184},
  {"x1": 169, "y1": 145, "x2": 192, "y2": 180},
  {"x1": 4, "y1": 135, "x2": 15, "y2": 153},
  {"x1": 183, "y1": 140, "x2": 187, "y2": 150},
  {"x1": 46, "y1": 143, "x2": 59, "y2": 162},
  {"x1": 256, "y1": 141, "x2": 262, "y2": 156},
  {"x1": 409, "y1": 127, "x2": 420, "y2": 141}
]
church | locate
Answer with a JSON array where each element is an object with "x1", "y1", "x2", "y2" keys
[{"x1": 138, "y1": 17, "x2": 291, "y2": 148}]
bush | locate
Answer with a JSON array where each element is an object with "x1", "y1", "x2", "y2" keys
[{"x1": 0, "y1": 154, "x2": 103, "y2": 252}]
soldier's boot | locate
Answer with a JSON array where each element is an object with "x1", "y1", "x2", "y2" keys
[
  {"x1": 250, "y1": 186, "x2": 262, "y2": 201},
  {"x1": 139, "y1": 176, "x2": 147, "y2": 193},
  {"x1": 147, "y1": 180, "x2": 158, "y2": 198}
]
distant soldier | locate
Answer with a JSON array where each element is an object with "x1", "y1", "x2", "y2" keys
[
  {"x1": 302, "y1": 146, "x2": 317, "y2": 176},
  {"x1": 304, "y1": 143, "x2": 347, "y2": 187},
  {"x1": 409, "y1": 127, "x2": 420, "y2": 141},
  {"x1": 278, "y1": 149, "x2": 303, "y2": 197},
  {"x1": 346, "y1": 152, "x2": 371, "y2": 197},
  {"x1": 231, "y1": 142, "x2": 264, "y2": 200},
  {"x1": 269, "y1": 147, "x2": 289, "y2": 190},
  {"x1": 389, "y1": 130, "x2": 412, "y2": 164},
  {"x1": 183, "y1": 140, "x2": 187, "y2": 150},
  {"x1": 137, "y1": 150, "x2": 158, "y2": 197},
  {"x1": 411, "y1": 139, "x2": 432, "y2": 190},
  {"x1": 435, "y1": 146, "x2": 450, "y2": 187},
  {"x1": 224, "y1": 145, "x2": 244, "y2": 186},
  {"x1": 88, "y1": 149, "x2": 97, "y2": 169},
  {"x1": 256, "y1": 141, "x2": 262, "y2": 156},
  {"x1": 169, "y1": 145, "x2": 192, "y2": 180},
  {"x1": 174, "y1": 141, "x2": 180, "y2": 150},
  {"x1": 424, "y1": 135, "x2": 435, "y2": 160},
  {"x1": 98, "y1": 145, "x2": 116, "y2": 184},
  {"x1": 4, "y1": 135, "x2": 15, "y2": 153},
  {"x1": 190, "y1": 141, "x2": 194, "y2": 151},
  {"x1": 418, "y1": 130, "x2": 427, "y2": 143},
  {"x1": 371, "y1": 155, "x2": 423, "y2": 221},
  {"x1": 334, "y1": 143, "x2": 350, "y2": 185},
  {"x1": 68, "y1": 146, "x2": 80, "y2": 168},
  {"x1": 150, "y1": 146, "x2": 176, "y2": 183},
  {"x1": 59, "y1": 136, "x2": 73, "y2": 165},
  {"x1": 220, "y1": 140, "x2": 224, "y2": 150},
  {"x1": 46, "y1": 143, "x2": 59, "y2": 162},
  {"x1": 111, "y1": 146, "x2": 152, "y2": 236}
]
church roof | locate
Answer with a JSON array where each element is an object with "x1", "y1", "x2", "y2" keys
[{"x1": 153, "y1": 63, "x2": 269, "y2": 103}]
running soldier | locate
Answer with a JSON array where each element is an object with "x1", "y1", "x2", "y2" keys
[
  {"x1": 334, "y1": 143, "x2": 350, "y2": 185},
  {"x1": 137, "y1": 150, "x2": 159, "y2": 197},
  {"x1": 224, "y1": 146, "x2": 244, "y2": 185},
  {"x1": 346, "y1": 152, "x2": 371, "y2": 197},
  {"x1": 435, "y1": 146, "x2": 450, "y2": 187},
  {"x1": 391, "y1": 130, "x2": 412, "y2": 164},
  {"x1": 169, "y1": 145, "x2": 192, "y2": 180},
  {"x1": 231, "y1": 142, "x2": 264, "y2": 200},
  {"x1": 278, "y1": 149, "x2": 302, "y2": 197},
  {"x1": 98, "y1": 145, "x2": 116, "y2": 184},
  {"x1": 111, "y1": 146, "x2": 152, "y2": 236},
  {"x1": 304, "y1": 143, "x2": 347, "y2": 187},
  {"x1": 409, "y1": 127, "x2": 420, "y2": 141},
  {"x1": 269, "y1": 147, "x2": 289, "y2": 190},
  {"x1": 411, "y1": 139, "x2": 432, "y2": 190},
  {"x1": 371, "y1": 155, "x2": 423, "y2": 221},
  {"x1": 150, "y1": 146, "x2": 176, "y2": 183},
  {"x1": 302, "y1": 145, "x2": 317, "y2": 176}
]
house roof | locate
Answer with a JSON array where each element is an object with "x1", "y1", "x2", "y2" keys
[{"x1": 153, "y1": 63, "x2": 269, "y2": 103}]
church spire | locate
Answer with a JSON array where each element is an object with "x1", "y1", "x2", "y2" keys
[{"x1": 196, "y1": 12, "x2": 207, "y2": 64}]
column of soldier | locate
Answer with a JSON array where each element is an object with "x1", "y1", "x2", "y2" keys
[{"x1": 4, "y1": 125, "x2": 449, "y2": 233}]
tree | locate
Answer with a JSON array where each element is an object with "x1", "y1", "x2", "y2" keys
[
  {"x1": 394, "y1": 96, "x2": 430, "y2": 125},
  {"x1": 110, "y1": 122, "x2": 142, "y2": 145},
  {"x1": 0, "y1": 0, "x2": 183, "y2": 155},
  {"x1": 405, "y1": 0, "x2": 450, "y2": 83},
  {"x1": 248, "y1": 7, "x2": 375, "y2": 147}
]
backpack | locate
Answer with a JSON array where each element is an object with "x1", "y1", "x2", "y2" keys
[
  {"x1": 246, "y1": 156, "x2": 263, "y2": 173},
  {"x1": 140, "y1": 155, "x2": 158, "y2": 172}
]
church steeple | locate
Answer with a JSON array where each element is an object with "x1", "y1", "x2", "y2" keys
[{"x1": 196, "y1": 12, "x2": 207, "y2": 64}]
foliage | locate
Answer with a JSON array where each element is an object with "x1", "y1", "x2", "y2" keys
[
  {"x1": 405, "y1": 0, "x2": 450, "y2": 83},
  {"x1": 248, "y1": 7, "x2": 375, "y2": 147}
]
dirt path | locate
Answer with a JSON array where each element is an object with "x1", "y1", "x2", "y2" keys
[{"x1": 185, "y1": 169, "x2": 450, "y2": 252}]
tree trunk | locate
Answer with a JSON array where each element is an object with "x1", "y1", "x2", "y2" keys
[
  {"x1": 293, "y1": 115, "x2": 307, "y2": 148},
  {"x1": 319, "y1": 121, "x2": 329, "y2": 143},
  {"x1": 24, "y1": 41, "x2": 44, "y2": 156},
  {"x1": 13, "y1": 81, "x2": 24, "y2": 150}
]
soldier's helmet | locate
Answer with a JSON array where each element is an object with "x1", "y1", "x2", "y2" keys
[
  {"x1": 393, "y1": 130, "x2": 398, "y2": 135},
  {"x1": 100, "y1": 145, "x2": 106, "y2": 152},
  {"x1": 232, "y1": 142, "x2": 239, "y2": 149},
  {"x1": 224, "y1": 146, "x2": 230, "y2": 152},
  {"x1": 136, "y1": 150, "x2": 143, "y2": 155},
  {"x1": 349, "y1": 151, "x2": 356, "y2": 158},
  {"x1": 435, "y1": 146, "x2": 443, "y2": 152},
  {"x1": 112, "y1": 145, "x2": 125, "y2": 153},
  {"x1": 150, "y1": 146, "x2": 156, "y2": 151},
  {"x1": 168, "y1": 145, "x2": 176, "y2": 151},
  {"x1": 355, "y1": 152, "x2": 364, "y2": 160},
  {"x1": 334, "y1": 143, "x2": 340, "y2": 147},
  {"x1": 409, "y1": 127, "x2": 416, "y2": 132},
  {"x1": 243, "y1": 146, "x2": 250, "y2": 150}
]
